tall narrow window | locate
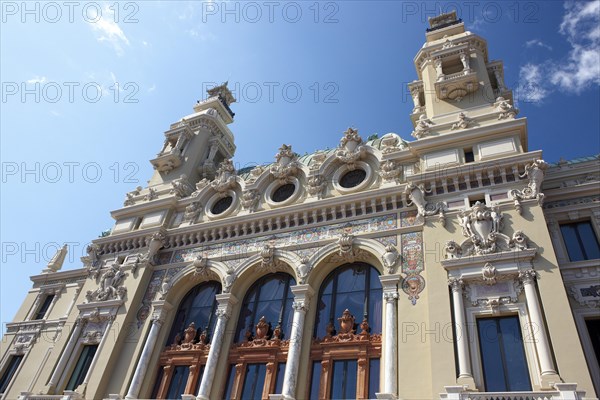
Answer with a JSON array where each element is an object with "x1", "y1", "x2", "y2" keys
[
  {"x1": 34, "y1": 294, "x2": 55, "y2": 320},
  {"x1": 560, "y1": 221, "x2": 600, "y2": 261},
  {"x1": 310, "y1": 263, "x2": 382, "y2": 399},
  {"x1": 0, "y1": 355, "x2": 23, "y2": 395},
  {"x1": 586, "y1": 318, "x2": 600, "y2": 365},
  {"x1": 226, "y1": 273, "x2": 295, "y2": 399},
  {"x1": 65, "y1": 344, "x2": 98, "y2": 391},
  {"x1": 154, "y1": 281, "x2": 221, "y2": 399},
  {"x1": 477, "y1": 316, "x2": 531, "y2": 391}
]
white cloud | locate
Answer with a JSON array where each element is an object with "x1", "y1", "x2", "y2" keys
[
  {"x1": 88, "y1": 6, "x2": 130, "y2": 56},
  {"x1": 517, "y1": 64, "x2": 550, "y2": 104},
  {"x1": 524, "y1": 39, "x2": 553, "y2": 51},
  {"x1": 187, "y1": 29, "x2": 217, "y2": 41},
  {"x1": 50, "y1": 110, "x2": 61, "y2": 117},
  {"x1": 27, "y1": 76, "x2": 47, "y2": 84},
  {"x1": 518, "y1": 1, "x2": 600, "y2": 103},
  {"x1": 148, "y1": 84, "x2": 156, "y2": 93}
]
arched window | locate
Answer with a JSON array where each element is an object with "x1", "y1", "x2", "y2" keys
[
  {"x1": 309, "y1": 263, "x2": 382, "y2": 400},
  {"x1": 153, "y1": 281, "x2": 221, "y2": 399},
  {"x1": 223, "y1": 273, "x2": 296, "y2": 400}
]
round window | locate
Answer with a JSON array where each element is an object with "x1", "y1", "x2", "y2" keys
[
  {"x1": 339, "y1": 169, "x2": 367, "y2": 188},
  {"x1": 271, "y1": 183, "x2": 296, "y2": 203},
  {"x1": 211, "y1": 196, "x2": 233, "y2": 215}
]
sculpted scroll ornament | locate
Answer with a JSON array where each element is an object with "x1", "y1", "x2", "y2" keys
[
  {"x1": 403, "y1": 183, "x2": 446, "y2": 226},
  {"x1": 336, "y1": 128, "x2": 366, "y2": 167},
  {"x1": 211, "y1": 159, "x2": 237, "y2": 193},
  {"x1": 510, "y1": 159, "x2": 549, "y2": 212}
]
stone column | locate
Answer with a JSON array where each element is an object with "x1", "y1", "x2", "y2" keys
[
  {"x1": 519, "y1": 269, "x2": 560, "y2": 386},
  {"x1": 279, "y1": 284, "x2": 314, "y2": 400},
  {"x1": 196, "y1": 293, "x2": 238, "y2": 400},
  {"x1": 125, "y1": 301, "x2": 172, "y2": 399},
  {"x1": 377, "y1": 274, "x2": 401, "y2": 399},
  {"x1": 45, "y1": 318, "x2": 85, "y2": 394},
  {"x1": 448, "y1": 278, "x2": 473, "y2": 383}
]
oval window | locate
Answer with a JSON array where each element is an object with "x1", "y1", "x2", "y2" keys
[
  {"x1": 271, "y1": 183, "x2": 296, "y2": 203},
  {"x1": 211, "y1": 196, "x2": 233, "y2": 215},
  {"x1": 339, "y1": 169, "x2": 367, "y2": 189}
]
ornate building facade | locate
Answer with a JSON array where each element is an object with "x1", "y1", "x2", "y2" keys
[{"x1": 1, "y1": 12, "x2": 599, "y2": 400}]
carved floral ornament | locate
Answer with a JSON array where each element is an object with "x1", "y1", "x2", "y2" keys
[
  {"x1": 210, "y1": 158, "x2": 237, "y2": 193},
  {"x1": 510, "y1": 159, "x2": 549, "y2": 213}
]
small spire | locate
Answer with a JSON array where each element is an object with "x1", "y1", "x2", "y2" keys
[{"x1": 43, "y1": 244, "x2": 68, "y2": 273}]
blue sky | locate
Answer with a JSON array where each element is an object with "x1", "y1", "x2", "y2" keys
[{"x1": 1, "y1": 1, "x2": 599, "y2": 327}]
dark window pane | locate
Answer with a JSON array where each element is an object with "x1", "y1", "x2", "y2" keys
[
  {"x1": 0, "y1": 355, "x2": 23, "y2": 394},
  {"x1": 577, "y1": 222, "x2": 600, "y2": 260},
  {"x1": 272, "y1": 183, "x2": 296, "y2": 202},
  {"x1": 477, "y1": 316, "x2": 531, "y2": 392},
  {"x1": 66, "y1": 344, "x2": 98, "y2": 391},
  {"x1": 314, "y1": 263, "x2": 382, "y2": 337},
  {"x1": 465, "y1": 150, "x2": 475, "y2": 163},
  {"x1": 561, "y1": 221, "x2": 600, "y2": 262},
  {"x1": 585, "y1": 319, "x2": 600, "y2": 367},
  {"x1": 241, "y1": 363, "x2": 267, "y2": 400},
  {"x1": 309, "y1": 361, "x2": 322, "y2": 400},
  {"x1": 34, "y1": 294, "x2": 55, "y2": 320},
  {"x1": 165, "y1": 365, "x2": 189, "y2": 399},
  {"x1": 223, "y1": 365, "x2": 237, "y2": 400},
  {"x1": 234, "y1": 273, "x2": 295, "y2": 343},
  {"x1": 211, "y1": 196, "x2": 233, "y2": 215},
  {"x1": 167, "y1": 282, "x2": 221, "y2": 346},
  {"x1": 368, "y1": 358, "x2": 380, "y2": 399},
  {"x1": 274, "y1": 363, "x2": 286, "y2": 394},
  {"x1": 339, "y1": 169, "x2": 366, "y2": 188},
  {"x1": 330, "y1": 360, "x2": 357, "y2": 399}
]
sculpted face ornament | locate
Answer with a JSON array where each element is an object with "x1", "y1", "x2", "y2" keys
[
  {"x1": 511, "y1": 230, "x2": 530, "y2": 250},
  {"x1": 241, "y1": 189, "x2": 259, "y2": 211},
  {"x1": 444, "y1": 240, "x2": 462, "y2": 259},
  {"x1": 192, "y1": 254, "x2": 210, "y2": 278},
  {"x1": 222, "y1": 267, "x2": 236, "y2": 293},
  {"x1": 183, "y1": 201, "x2": 202, "y2": 223},
  {"x1": 296, "y1": 257, "x2": 312, "y2": 284},
  {"x1": 482, "y1": 263, "x2": 497, "y2": 285}
]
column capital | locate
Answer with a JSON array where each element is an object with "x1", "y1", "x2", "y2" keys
[
  {"x1": 448, "y1": 277, "x2": 464, "y2": 292},
  {"x1": 379, "y1": 274, "x2": 402, "y2": 289},
  {"x1": 150, "y1": 300, "x2": 173, "y2": 324},
  {"x1": 518, "y1": 269, "x2": 537, "y2": 285},
  {"x1": 215, "y1": 293, "x2": 238, "y2": 320},
  {"x1": 291, "y1": 284, "x2": 314, "y2": 313}
]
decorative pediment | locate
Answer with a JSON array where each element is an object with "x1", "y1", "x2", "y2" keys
[
  {"x1": 336, "y1": 128, "x2": 366, "y2": 166},
  {"x1": 210, "y1": 159, "x2": 237, "y2": 193},
  {"x1": 270, "y1": 144, "x2": 301, "y2": 183}
]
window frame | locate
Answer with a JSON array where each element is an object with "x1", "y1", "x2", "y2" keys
[
  {"x1": 0, "y1": 354, "x2": 24, "y2": 397},
  {"x1": 466, "y1": 302, "x2": 540, "y2": 391},
  {"x1": 307, "y1": 263, "x2": 383, "y2": 400},
  {"x1": 559, "y1": 220, "x2": 600, "y2": 262},
  {"x1": 154, "y1": 281, "x2": 221, "y2": 399}
]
